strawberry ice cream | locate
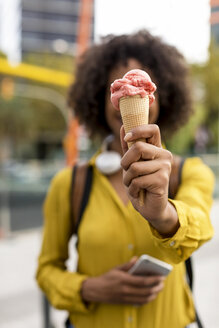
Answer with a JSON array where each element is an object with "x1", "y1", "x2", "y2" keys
[{"x1": 110, "y1": 69, "x2": 156, "y2": 111}]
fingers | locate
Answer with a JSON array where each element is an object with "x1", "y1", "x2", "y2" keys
[
  {"x1": 118, "y1": 278, "x2": 164, "y2": 305},
  {"x1": 120, "y1": 124, "x2": 162, "y2": 156},
  {"x1": 121, "y1": 281, "x2": 163, "y2": 297},
  {"x1": 121, "y1": 271, "x2": 165, "y2": 288},
  {"x1": 121, "y1": 142, "x2": 172, "y2": 171},
  {"x1": 117, "y1": 256, "x2": 138, "y2": 271},
  {"x1": 96, "y1": 266, "x2": 166, "y2": 305},
  {"x1": 120, "y1": 125, "x2": 128, "y2": 154},
  {"x1": 123, "y1": 160, "x2": 161, "y2": 187},
  {"x1": 121, "y1": 143, "x2": 172, "y2": 199},
  {"x1": 124, "y1": 124, "x2": 162, "y2": 148},
  {"x1": 118, "y1": 294, "x2": 156, "y2": 305},
  {"x1": 128, "y1": 170, "x2": 170, "y2": 199}
]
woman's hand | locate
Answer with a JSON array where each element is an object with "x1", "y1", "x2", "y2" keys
[
  {"x1": 81, "y1": 257, "x2": 165, "y2": 305},
  {"x1": 120, "y1": 124, "x2": 179, "y2": 237}
]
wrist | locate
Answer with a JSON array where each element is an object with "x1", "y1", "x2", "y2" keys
[
  {"x1": 81, "y1": 277, "x2": 102, "y2": 303},
  {"x1": 81, "y1": 278, "x2": 95, "y2": 303},
  {"x1": 149, "y1": 201, "x2": 179, "y2": 237}
]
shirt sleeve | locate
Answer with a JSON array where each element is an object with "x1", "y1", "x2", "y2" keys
[
  {"x1": 36, "y1": 168, "x2": 95, "y2": 313},
  {"x1": 149, "y1": 157, "x2": 215, "y2": 264}
]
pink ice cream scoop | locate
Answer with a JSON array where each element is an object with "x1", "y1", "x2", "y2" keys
[{"x1": 110, "y1": 69, "x2": 156, "y2": 110}]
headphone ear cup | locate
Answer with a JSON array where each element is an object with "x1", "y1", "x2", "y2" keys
[{"x1": 95, "y1": 151, "x2": 121, "y2": 175}]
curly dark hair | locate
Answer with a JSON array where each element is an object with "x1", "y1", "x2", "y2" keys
[{"x1": 68, "y1": 30, "x2": 193, "y2": 139}]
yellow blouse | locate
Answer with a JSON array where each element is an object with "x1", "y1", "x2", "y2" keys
[{"x1": 36, "y1": 156, "x2": 214, "y2": 328}]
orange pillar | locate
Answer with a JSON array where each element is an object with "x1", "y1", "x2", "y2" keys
[
  {"x1": 65, "y1": 0, "x2": 94, "y2": 165},
  {"x1": 63, "y1": 113, "x2": 80, "y2": 166},
  {"x1": 77, "y1": 0, "x2": 94, "y2": 56},
  {"x1": 211, "y1": 0, "x2": 219, "y2": 25}
]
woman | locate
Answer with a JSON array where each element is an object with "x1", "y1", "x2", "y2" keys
[{"x1": 36, "y1": 30, "x2": 214, "y2": 328}]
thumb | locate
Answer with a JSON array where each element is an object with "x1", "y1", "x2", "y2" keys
[
  {"x1": 120, "y1": 125, "x2": 128, "y2": 155},
  {"x1": 117, "y1": 256, "x2": 138, "y2": 272}
]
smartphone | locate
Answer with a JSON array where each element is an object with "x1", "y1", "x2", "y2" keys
[{"x1": 128, "y1": 254, "x2": 172, "y2": 276}]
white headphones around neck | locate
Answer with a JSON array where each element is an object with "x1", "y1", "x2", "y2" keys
[{"x1": 95, "y1": 135, "x2": 122, "y2": 175}]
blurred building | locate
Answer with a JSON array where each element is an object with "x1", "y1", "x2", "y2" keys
[
  {"x1": 211, "y1": 0, "x2": 219, "y2": 44},
  {"x1": 21, "y1": 0, "x2": 94, "y2": 56},
  {"x1": 0, "y1": 0, "x2": 94, "y2": 165},
  {"x1": 0, "y1": 0, "x2": 94, "y2": 60}
]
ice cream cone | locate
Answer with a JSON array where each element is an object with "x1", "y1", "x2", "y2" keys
[{"x1": 119, "y1": 94, "x2": 149, "y2": 206}]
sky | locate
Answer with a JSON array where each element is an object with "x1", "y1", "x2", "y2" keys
[
  {"x1": 0, "y1": 0, "x2": 21, "y2": 64},
  {"x1": 0, "y1": 0, "x2": 211, "y2": 64},
  {"x1": 95, "y1": 0, "x2": 211, "y2": 63}
]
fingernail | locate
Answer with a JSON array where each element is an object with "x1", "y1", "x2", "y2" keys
[
  {"x1": 130, "y1": 256, "x2": 138, "y2": 262},
  {"x1": 124, "y1": 132, "x2": 132, "y2": 142}
]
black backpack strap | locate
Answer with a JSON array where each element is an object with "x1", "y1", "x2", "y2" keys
[
  {"x1": 185, "y1": 257, "x2": 193, "y2": 290},
  {"x1": 70, "y1": 164, "x2": 78, "y2": 232},
  {"x1": 196, "y1": 314, "x2": 204, "y2": 328},
  {"x1": 178, "y1": 158, "x2": 185, "y2": 182},
  {"x1": 75, "y1": 165, "x2": 93, "y2": 235},
  {"x1": 65, "y1": 317, "x2": 73, "y2": 328},
  {"x1": 66, "y1": 164, "x2": 93, "y2": 327},
  {"x1": 178, "y1": 159, "x2": 193, "y2": 290},
  {"x1": 178, "y1": 160, "x2": 194, "y2": 290},
  {"x1": 178, "y1": 160, "x2": 204, "y2": 328},
  {"x1": 71, "y1": 164, "x2": 93, "y2": 236},
  {"x1": 185, "y1": 257, "x2": 203, "y2": 328}
]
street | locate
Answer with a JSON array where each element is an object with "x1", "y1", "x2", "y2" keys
[{"x1": 0, "y1": 200, "x2": 219, "y2": 328}]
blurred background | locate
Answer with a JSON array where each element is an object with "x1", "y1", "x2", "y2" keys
[{"x1": 0, "y1": 0, "x2": 219, "y2": 327}]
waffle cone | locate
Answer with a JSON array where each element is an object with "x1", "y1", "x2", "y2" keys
[
  {"x1": 119, "y1": 94, "x2": 149, "y2": 205},
  {"x1": 119, "y1": 95, "x2": 149, "y2": 147}
]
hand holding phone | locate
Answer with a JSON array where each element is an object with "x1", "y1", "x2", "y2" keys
[{"x1": 128, "y1": 254, "x2": 172, "y2": 276}]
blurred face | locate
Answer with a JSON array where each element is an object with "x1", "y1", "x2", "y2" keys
[{"x1": 105, "y1": 58, "x2": 159, "y2": 140}]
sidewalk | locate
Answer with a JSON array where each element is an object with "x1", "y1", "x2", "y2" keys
[{"x1": 1, "y1": 201, "x2": 219, "y2": 328}]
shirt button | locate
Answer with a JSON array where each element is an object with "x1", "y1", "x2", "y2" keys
[
  {"x1": 127, "y1": 316, "x2": 133, "y2": 322},
  {"x1": 170, "y1": 241, "x2": 175, "y2": 247},
  {"x1": 128, "y1": 244, "x2": 133, "y2": 250}
]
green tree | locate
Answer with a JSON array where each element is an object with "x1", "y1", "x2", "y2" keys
[
  {"x1": 203, "y1": 42, "x2": 219, "y2": 151},
  {"x1": 167, "y1": 42, "x2": 219, "y2": 155}
]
